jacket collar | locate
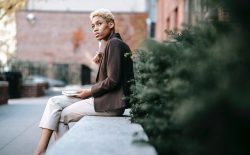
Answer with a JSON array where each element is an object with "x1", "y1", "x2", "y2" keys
[{"x1": 108, "y1": 32, "x2": 122, "y2": 41}]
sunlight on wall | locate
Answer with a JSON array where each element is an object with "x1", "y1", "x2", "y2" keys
[{"x1": 0, "y1": 11, "x2": 16, "y2": 70}]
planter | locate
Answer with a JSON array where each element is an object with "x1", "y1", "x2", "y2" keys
[{"x1": 21, "y1": 82, "x2": 45, "y2": 97}]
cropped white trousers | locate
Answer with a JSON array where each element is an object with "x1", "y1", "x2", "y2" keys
[{"x1": 39, "y1": 95, "x2": 124, "y2": 137}]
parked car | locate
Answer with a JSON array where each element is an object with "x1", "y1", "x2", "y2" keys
[{"x1": 25, "y1": 75, "x2": 66, "y2": 87}]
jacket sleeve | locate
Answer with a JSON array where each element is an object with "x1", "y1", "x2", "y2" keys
[{"x1": 91, "y1": 39, "x2": 122, "y2": 97}]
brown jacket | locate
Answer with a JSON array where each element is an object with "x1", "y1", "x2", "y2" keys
[{"x1": 91, "y1": 33, "x2": 134, "y2": 112}]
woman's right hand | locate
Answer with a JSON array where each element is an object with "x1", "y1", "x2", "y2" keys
[
  {"x1": 92, "y1": 52, "x2": 103, "y2": 64},
  {"x1": 74, "y1": 89, "x2": 92, "y2": 99}
]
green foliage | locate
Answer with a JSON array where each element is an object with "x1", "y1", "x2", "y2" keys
[
  {"x1": 0, "y1": 0, "x2": 26, "y2": 19},
  {"x1": 129, "y1": 1, "x2": 250, "y2": 155}
]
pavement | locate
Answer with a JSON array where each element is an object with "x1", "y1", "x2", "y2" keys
[{"x1": 0, "y1": 86, "x2": 74, "y2": 155}]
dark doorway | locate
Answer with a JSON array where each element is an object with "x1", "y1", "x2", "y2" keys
[{"x1": 81, "y1": 65, "x2": 91, "y2": 85}]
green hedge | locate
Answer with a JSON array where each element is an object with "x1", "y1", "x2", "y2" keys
[{"x1": 129, "y1": 1, "x2": 250, "y2": 155}]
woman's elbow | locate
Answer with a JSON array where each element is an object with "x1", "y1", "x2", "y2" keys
[{"x1": 108, "y1": 78, "x2": 121, "y2": 89}]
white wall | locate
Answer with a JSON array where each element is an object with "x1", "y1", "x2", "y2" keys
[{"x1": 27, "y1": 0, "x2": 147, "y2": 12}]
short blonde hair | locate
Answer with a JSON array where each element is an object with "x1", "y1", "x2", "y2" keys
[{"x1": 90, "y1": 9, "x2": 115, "y2": 22}]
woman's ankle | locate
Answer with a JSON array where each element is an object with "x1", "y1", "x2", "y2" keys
[{"x1": 33, "y1": 149, "x2": 45, "y2": 155}]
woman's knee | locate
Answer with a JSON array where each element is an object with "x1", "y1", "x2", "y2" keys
[
  {"x1": 60, "y1": 109, "x2": 82, "y2": 124},
  {"x1": 47, "y1": 95, "x2": 80, "y2": 109},
  {"x1": 46, "y1": 96, "x2": 65, "y2": 109}
]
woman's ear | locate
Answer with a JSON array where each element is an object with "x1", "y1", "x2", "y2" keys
[{"x1": 108, "y1": 22, "x2": 114, "y2": 29}]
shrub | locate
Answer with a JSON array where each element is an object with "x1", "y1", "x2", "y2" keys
[{"x1": 129, "y1": 1, "x2": 250, "y2": 155}]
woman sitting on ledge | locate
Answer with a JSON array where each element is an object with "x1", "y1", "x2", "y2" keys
[{"x1": 34, "y1": 9, "x2": 134, "y2": 155}]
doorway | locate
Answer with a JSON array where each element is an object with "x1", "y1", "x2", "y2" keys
[{"x1": 81, "y1": 65, "x2": 91, "y2": 85}]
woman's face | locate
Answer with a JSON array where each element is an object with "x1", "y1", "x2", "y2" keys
[{"x1": 91, "y1": 16, "x2": 114, "y2": 41}]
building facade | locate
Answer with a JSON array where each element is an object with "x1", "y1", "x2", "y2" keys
[
  {"x1": 155, "y1": 0, "x2": 210, "y2": 41},
  {"x1": 15, "y1": 0, "x2": 148, "y2": 84}
]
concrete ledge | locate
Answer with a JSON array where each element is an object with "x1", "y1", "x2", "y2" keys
[{"x1": 46, "y1": 113, "x2": 157, "y2": 155}]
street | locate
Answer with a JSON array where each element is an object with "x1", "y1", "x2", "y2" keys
[{"x1": 0, "y1": 90, "x2": 60, "y2": 155}]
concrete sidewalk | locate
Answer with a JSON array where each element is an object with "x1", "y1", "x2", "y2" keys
[{"x1": 0, "y1": 89, "x2": 61, "y2": 155}]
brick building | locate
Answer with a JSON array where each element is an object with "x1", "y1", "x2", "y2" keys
[
  {"x1": 15, "y1": 0, "x2": 148, "y2": 84},
  {"x1": 155, "y1": 0, "x2": 210, "y2": 41}
]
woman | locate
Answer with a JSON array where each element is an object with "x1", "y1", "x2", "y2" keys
[{"x1": 34, "y1": 9, "x2": 134, "y2": 155}]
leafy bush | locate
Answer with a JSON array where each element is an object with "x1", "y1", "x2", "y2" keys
[{"x1": 129, "y1": 1, "x2": 250, "y2": 155}]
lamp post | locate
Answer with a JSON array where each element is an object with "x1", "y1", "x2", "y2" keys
[{"x1": 26, "y1": 13, "x2": 36, "y2": 25}]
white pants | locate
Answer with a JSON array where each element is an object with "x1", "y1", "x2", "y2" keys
[{"x1": 39, "y1": 95, "x2": 124, "y2": 137}]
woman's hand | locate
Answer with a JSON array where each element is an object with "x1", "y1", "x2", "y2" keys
[
  {"x1": 92, "y1": 52, "x2": 103, "y2": 64},
  {"x1": 74, "y1": 88, "x2": 92, "y2": 99}
]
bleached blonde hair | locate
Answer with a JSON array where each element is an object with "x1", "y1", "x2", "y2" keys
[{"x1": 90, "y1": 9, "x2": 115, "y2": 22}]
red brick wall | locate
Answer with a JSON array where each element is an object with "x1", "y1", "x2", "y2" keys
[
  {"x1": 155, "y1": 0, "x2": 184, "y2": 41},
  {"x1": 15, "y1": 11, "x2": 147, "y2": 71}
]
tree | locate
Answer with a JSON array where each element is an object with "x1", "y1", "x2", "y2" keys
[
  {"x1": 0, "y1": 0, "x2": 27, "y2": 71},
  {"x1": 0, "y1": 0, "x2": 26, "y2": 20}
]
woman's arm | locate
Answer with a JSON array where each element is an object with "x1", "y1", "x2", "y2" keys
[{"x1": 91, "y1": 39, "x2": 123, "y2": 97}]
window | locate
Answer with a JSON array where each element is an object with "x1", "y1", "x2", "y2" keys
[{"x1": 174, "y1": 7, "x2": 179, "y2": 31}]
